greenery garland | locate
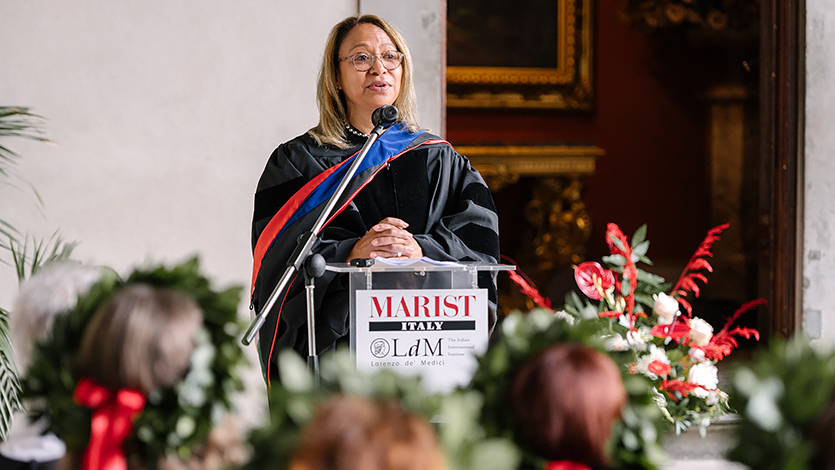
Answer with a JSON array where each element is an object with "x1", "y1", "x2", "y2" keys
[
  {"x1": 22, "y1": 257, "x2": 248, "y2": 469},
  {"x1": 238, "y1": 310, "x2": 666, "y2": 470},
  {"x1": 238, "y1": 349, "x2": 522, "y2": 470},
  {"x1": 470, "y1": 309, "x2": 668, "y2": 470},
  {"x1": 726, "y1": 336, "x2": 835, "y2": 470}
]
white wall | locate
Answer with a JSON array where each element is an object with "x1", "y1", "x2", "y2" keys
[
  {"x1": 0, "y1": 0, "x2": 443, "y2": 431},
  {"x1": 361, "y1": 0, "x2": 445, "y2": 135},
  {"x1": 803, "y1": 4, "x2": 835, "y2": 344},
  {"x1": 0, "y1": 0, "x2": 356, "y2": 428}
]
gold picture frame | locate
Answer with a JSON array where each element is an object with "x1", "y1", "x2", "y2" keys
[{"x1": 446, "y1": 0, "x2": 594, "y2": 110}]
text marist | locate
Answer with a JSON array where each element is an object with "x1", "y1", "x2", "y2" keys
[{"x1": 369, "y1": 294, "x2": 477, "y2": 319}]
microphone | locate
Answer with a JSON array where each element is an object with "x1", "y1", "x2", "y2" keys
[{"x1": 371, "y1": 105, "x2": 398, "y2": 128}]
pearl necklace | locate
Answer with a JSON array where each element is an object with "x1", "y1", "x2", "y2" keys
[{"x1": 344, "y1": 123, "x2": 369, "y2": 138}]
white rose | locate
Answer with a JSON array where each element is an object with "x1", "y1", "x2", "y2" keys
[
  {"x1": 688, "y1": 347, "x2": 707, "y2": 363},
  {"x1": 689, "y1": 317, "x2": 714, "y2": 346},
  {"x1": 706, "y1": 389, "x2": 728, "y2": 406},
  {"x1": 626, "y1": 327, "x2": 650, "y2": 351},
  {"x1": 687, "y1": 362, "x2": 719, "y2": 398},
  {"x1": 653, "y1": 293, "x2": 680, "y2": 325},
  {"x1": 618, "y1": 314, "x2": 633, "y2": 329},
  {"x1": 606, "y1": 334, "x2": 629, "y2": 352},
  {"x1": 635, "y1": 345, "x2": 670, "y2": 379}
]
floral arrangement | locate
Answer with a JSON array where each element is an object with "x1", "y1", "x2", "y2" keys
[
  {"x1": 620, "y1": 0, "x2": 760, "y2": 32},
  {"x1": 471, "y1": 309, "x2": 667, "y2": 470},
  {"x1": 725, "y1": 336, "x2": 835, "y2": 470},
  {"x1": 551, "y1": 223, "x2": 761, "y2": 435},
  {"x1": 23, "y1": 257, "x2": 248, "y2": 469},
  {"x1": 237, "y1": 349, "x2": 521, "y2": 470}
]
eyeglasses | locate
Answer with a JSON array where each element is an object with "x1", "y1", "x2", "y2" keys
[{"x1": 339, "y1": 50, "x2": 404, "y2": 72}]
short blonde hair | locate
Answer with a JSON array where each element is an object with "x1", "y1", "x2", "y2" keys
[
  {"x1": 290, "y1": 395, "x2": 446, "y2": 470},
  {"x1": 308, "y1": 15, "x2": 419, "y2": 149},
  {"x1": 75, "y1": 284, "x2": 203, "y2": 395}
]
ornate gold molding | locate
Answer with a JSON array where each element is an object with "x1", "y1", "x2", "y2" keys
[
  {"x1": 459, "y1": 145, "x2": 602, "y2": 191},
  {"x1": 447, "y1": 0, "x2": 575, "y2": 86},
  {"x1": 461, "y1": 144, "x2": 604, "y2": 287},
  {"x1": 446, "y1": 0, "x2": 593, "y2": 109}
]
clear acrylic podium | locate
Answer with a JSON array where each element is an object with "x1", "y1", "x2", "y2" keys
[{"x1": 326, "y1": 258, "x2": 514, "y2": 392}]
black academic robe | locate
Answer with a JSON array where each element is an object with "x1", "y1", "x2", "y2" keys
[{"x1": 251, "y1": 129, "x2": 499, "y2": 380}]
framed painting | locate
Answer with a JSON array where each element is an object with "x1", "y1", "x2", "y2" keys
[{"x1": 446, "y1": 0, "x2": 594, "y2": 110}]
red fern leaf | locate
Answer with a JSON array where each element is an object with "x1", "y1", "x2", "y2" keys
[
  {"x1": 508, "y1": 269, "x2": 552, "y2": 310},
  {"x1": 691, "y1": 273, "x2": 709, "y2": 284},
  {"x1": 727, "y1": 326, "x2": 760, "y2": 341},
  {"x1": 672, "y1": 223, "x2": 730, "y2": 309},
  {"x1": 599, "y1": 310, "x2": 622, "y2": 318},
  {"x1": 659, "y1": 379, "x2": 700, "y2": 401},
  {"x1": 719, "y1": 299, "x2": 767, "y2": 335},
  {"x1": 697, "y1": 299, "x2": 765, "y2": 360},
  {"x1": 677, "y1": 297, "x2": 693, "y2": 316},
  {"x1": 679, "y1": 278, "x2": 699, "y2": 291},
  {"x1": 689, "y1": 258, "x2": 713, "y2": 272},
  {"x1": 606, "y1": 223, "x2": 637, "y2": 322}
]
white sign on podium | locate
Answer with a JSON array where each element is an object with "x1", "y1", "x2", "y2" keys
[{"x1": 326, "y1": 257, "x2": 514, "y2": 393}]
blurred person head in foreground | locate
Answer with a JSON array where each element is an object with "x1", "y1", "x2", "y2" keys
[
  {"x1": 289, "y1": 394, "x2": 447, "y2": 470},
  {"x1": 510, "y1": 343, "x2": 626, "y2": 470}
]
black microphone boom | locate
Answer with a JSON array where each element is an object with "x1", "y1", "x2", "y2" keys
[{"x1": 371, "y1": 105, "x2": 398, "y2": 128}]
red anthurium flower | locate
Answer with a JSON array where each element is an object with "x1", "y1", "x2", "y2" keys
[
  {"x1": 648, "y1": 360, "x2": 671, "y2": 377},
  {"x1": 574, "y1": 261, "x2": 615, "y2": 300},
  {"x1": 651, "y1": 318, "x2": 691, "y2": 340}
]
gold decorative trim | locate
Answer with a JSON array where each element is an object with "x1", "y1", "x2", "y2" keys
[
  {"x1": 460, "y1": 145, "x2": 603, "y2": 182},
  {"x1": 447, "y1": 0, "x2": 593, "y2": 110}
]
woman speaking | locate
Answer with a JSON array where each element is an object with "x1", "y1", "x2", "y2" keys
[{"x1": 250, "y1": 15, "x2": 499, "y2": 382}]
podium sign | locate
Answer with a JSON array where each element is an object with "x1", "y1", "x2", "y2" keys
[
  {"x1": 354, "y1": 288, "x2": 489, "y2": 392},
  {"x1": 326, "y1": 259, "x2": 514, "y2": 393}
]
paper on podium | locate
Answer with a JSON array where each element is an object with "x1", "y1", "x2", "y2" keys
[{"x1": 371, "y1": 256, "x2": 463, "y2": 268}]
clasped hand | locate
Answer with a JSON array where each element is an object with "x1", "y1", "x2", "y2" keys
[{"x1": 347, "y1": 217, "x2": 423, "y2": 261}]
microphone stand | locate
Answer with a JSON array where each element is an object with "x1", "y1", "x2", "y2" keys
[{"x1": 242, "y1": 108, "x2": 398, "y2": 375}]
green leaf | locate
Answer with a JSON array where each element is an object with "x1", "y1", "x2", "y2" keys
[
  {"x1": 636, "y1": 269, "x2": 667, "y2": 288},
  {"x1": 632, "y1": 224, "x2": 648, "y2": 247},
  {"x1": 0, "y1": 307, "x2": 22, "y2": 440},
  {"x1": 610, "y1": 235, "x2": 627, "y2": 252},
  {"x1": 603, "y1": 254, "x2": 627, "y2": 267},
  {"x1": 633, "y1": 240, "x2": 650, "y2": 257},
  {"x1": 622, "y1": 277, "x2": 632, "y2": 296},
  {"x1": 8, "y1": 231, "x2": 78, "y2": 282}
]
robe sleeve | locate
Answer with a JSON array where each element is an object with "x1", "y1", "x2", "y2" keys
[
  {"x1": 411, "y1": 144, "x2": 500, "y2": 329},
  {"x1": 413, "y1": 144, "x2": 500, "y2": 266}
]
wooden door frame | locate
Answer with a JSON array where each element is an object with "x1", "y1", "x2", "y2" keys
[{"x1": 758, "y1": 0, "x2": 804, "y2": 340}]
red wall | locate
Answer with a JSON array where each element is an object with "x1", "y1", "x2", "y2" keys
[{"x1": 447, "y1": 2, "x2": 711, "y2": 265}]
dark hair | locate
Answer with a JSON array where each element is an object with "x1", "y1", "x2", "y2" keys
[
  {"x1": 510, "y1": 344, "x2": 626, "y2": 469},
  {"x1": 290, "y1": 395, "x2": 446, "y2": 470},
  {"x1": 75, "y1": 284, "x2": 202, "y2": 395}
]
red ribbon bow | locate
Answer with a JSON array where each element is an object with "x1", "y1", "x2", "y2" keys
[
  {"x1": 546, "y1": 461, "x2": 593, "y2": 470},
  {"x1": 73, "y1": 377, "x2": 146, "y2": 470}
]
